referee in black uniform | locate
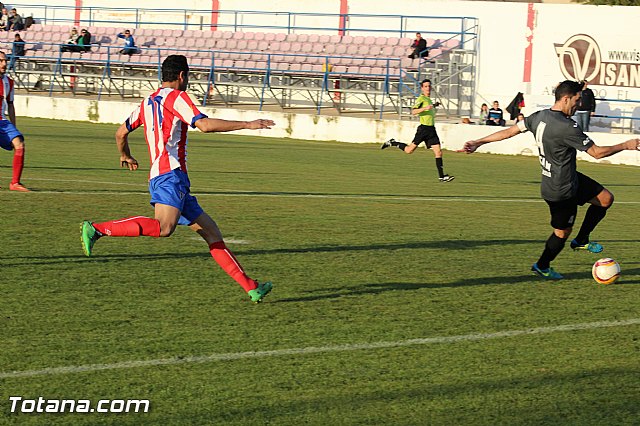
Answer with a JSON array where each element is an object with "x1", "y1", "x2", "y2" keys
[{"x1": 459, "y1": 80, "x2": 640, "y2": 280}]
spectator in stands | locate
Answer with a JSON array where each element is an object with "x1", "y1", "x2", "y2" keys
[
  {"x1": 573, "y1": 80, "x2": 596, "y2": 132},
  {"x1": 78, "y1": 28, "x2": 92, "y2": 52},
  {"x1": 408, "y1": 32, "x2": 428, "y2": 59},
  {"x1": 0, "y1": 8, "x2": 9, "y2": 32},
  {"x1": 479, "y1": 103, "x2": 489, "y2": 125},
  {"x1": 9, "y1": 33, "x2": 25, "y2": 70},
  {"x1": 516, "y1": 113, "x2": 525, "y2": 123},
  {"x1": 486, "y1": 100, "x2": 505, "y2": 126},
  {"x1": 61, "y1": 27, "x2": 79, "y2": 52},
  {"x1": 12, "y1": 33, "x2": 24, "y2": 56},
  {"x1": 8, "y1": 8, "x2": 24, "y2": 32},
  {"x1": 117, "y1": 30, "x2": 139, "y2": 55}
]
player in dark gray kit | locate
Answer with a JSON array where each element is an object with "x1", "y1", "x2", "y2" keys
[{"x1": 460, "y1": 80, "x2": 640, "y2": 280}]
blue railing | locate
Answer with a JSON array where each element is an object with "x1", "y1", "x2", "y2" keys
[
  {"x1": 9, "y1": 41, "x2": 424, "y2": 118},
  {"x1": 12, "y1": 4, "x2": 478, "y2": 49}
]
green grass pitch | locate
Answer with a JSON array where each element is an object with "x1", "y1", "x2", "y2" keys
[{"x1": 0, "y1": 117, "x2": 639, "y2": 425}]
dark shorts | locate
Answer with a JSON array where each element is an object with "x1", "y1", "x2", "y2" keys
[
  {"x1": 545, "y1": 172, "x2": 604, "y2": 229},
  {"x1": 149, "y1": 169, "x2": 204, "y2": 226},
  {"x1": 411, "y1": 125, "x2": 440, "y2": 148},
  {"x1": 0, "y1": 120, "x2": 23, "y2": 150}
]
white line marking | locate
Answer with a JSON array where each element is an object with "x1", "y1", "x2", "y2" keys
[
  {"x1": 11, "y1": 190, "x2": 640, "y2": 204},
  {"x1": 6, "y1": 178, "x2": 640, "y2": 204},
  {"x1": 2, "y1": 318, "x2": 638, "y2": 379}
]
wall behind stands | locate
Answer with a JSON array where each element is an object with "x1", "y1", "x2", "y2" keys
[{"x1": 17, "y1": 95, "x2": 639, "y2": 167}]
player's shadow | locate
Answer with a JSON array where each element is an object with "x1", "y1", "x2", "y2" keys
[
  {"x1": 275, "y1": 267, "x2": 640, "y2": 303},
  {"x1": 274, "y1": 275, "x2": 539, "y2": 303},
  {"x1": 0, "y1": 239, "x2": 541, "y2": 267}
]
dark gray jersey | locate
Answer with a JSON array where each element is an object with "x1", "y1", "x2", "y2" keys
[{"x1": 517, "y1": 109, "x2": 594, "y2": 201}]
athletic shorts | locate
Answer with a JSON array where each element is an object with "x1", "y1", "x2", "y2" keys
[
  {"x1": 411, "y1": 125, "x2": 440, "y2": 148},
  {"x1": 149, "y1": 169, "x2": 204, "y2": 226},
  {"x1": 0, "y1": 120, "x2": 23, "y2": 151},
  {"x1": 544, "y1": 172, "x2": 604, "y2": 229}
]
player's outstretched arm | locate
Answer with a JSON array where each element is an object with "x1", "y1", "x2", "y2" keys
[
  {"x1": 195, "y1": 118, "x2": 275, "y2": 133},
  {"x1": 586, "y1": 138, "x2": 640, "y2": 160},
  {"x1": 458, "y1": 125, "x2": 520, "y2": 153},
  {"x1": 115, "y1": 122, "x2": 138, "y2": 171}
]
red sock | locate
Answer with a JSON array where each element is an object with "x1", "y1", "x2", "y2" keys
[
  {"x1": 93, "y1": 216, "x2": 161, "y2": 237},
  {"x1": 209, "y1": 241, "x2": 258, "y2": 292},
  {"x1": 11, "y1": 148, "x2": 24, "y2": 184}
]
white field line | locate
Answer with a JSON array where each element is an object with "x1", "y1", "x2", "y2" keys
[
  {"x1": 1, "y1": 318, "x2": 639, "y2": 379},
  {"x1": 14, "y1": 190, "x2": 640, "y2": 204},
  {"x1": 11, "y1": 178, "x2": 640, "y2": 204}
]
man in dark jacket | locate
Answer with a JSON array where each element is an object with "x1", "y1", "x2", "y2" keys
[
  {"x1": 573, "y1": 81, "x2": 596, "y2": 132},
  {"x1": 78, "y1": 28, "x2": 92, "y2": 52},
  {"x1": 506, "y1": 92, "x2": 525, "y2": 121},
  {"x1": 408, "y1": 32, "x2": 428, "y2": 59}
]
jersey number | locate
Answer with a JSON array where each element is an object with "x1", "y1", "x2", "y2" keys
[
  {"x1": 148, "y1": 96, "x2": 164, "y2": 133},
  {"x1": 535, "y1": 122, "x2": 552, "y2": 178}
]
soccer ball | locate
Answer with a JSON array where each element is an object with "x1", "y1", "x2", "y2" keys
[{"x1": 592, "y1": 258, "x2": 621, "y2": 285}]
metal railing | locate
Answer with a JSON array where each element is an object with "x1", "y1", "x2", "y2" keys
[{"x1": 13, "y1": 4, "x2": 479, "y2": 50}]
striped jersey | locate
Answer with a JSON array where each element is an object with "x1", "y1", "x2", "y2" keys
[
  {"x1": 125, "y1": 87, "x2": 207, "y2": 179},
  {"x1": 0, "y1": 74, "x2": 15, "y2": 121}
]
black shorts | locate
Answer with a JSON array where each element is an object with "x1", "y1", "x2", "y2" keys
[
  {"x1": 411, "y1": 125, "x2": 440, "y2": 148},
  {"x1": 545, "y1": 172, "x2": 604, "y2": 229}
]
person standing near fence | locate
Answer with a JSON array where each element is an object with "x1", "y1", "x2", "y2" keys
[{"x1": 573, "y1": 81, "x2": 596, "y2": 132}]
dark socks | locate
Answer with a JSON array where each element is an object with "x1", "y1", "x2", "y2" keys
[
  {"x1": 537, "y1": 233, "x2": 567, "y2": 270},
  {"x1": 396, "y1": 142, "x2": 408, "y2": 151},
  {"x1": 574, "y1": 205, "x2": 608, "y2": 245},
  {"x1": 435, "y1": 157, "x2": 444, "y2": 178}
]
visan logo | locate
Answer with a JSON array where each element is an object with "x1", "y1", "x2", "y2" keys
[{"x1": 555, "y1": 34, "x2": 640, "y2": 88}]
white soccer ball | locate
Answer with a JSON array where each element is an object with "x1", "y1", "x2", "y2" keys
[{"x1": 592, "y1": 258, "x2": 621, "y2": 285}]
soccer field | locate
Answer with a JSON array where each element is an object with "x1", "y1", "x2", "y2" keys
[{"x1": 1, "y1": 117, "x2": 639, "y2": 425}]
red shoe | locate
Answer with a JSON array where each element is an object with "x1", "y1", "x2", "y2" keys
[{"x1": 9, "y1": 182, "x2": 30, "y2": 192}]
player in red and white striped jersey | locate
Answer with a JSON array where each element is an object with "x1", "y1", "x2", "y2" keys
[
  {"x1": 0, "y1": 51, "x2": 29, "y2": 191},
  {"x1": 81, "y1": 55, "x2": 275, "y2": 303}
]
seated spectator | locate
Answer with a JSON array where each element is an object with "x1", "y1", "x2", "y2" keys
[
  {"x1": 486, "y1": 100, "x2": 505, "y2": 126},
  {"x1": 9, "y1": 32, "x2": 25, "y2": 70},
  {"x1": 8, "y1": 8, "x2": 24, "y2": 31},
  {"x1": 78, "y1": 28, "x2": 92, "y2": 52},
  {"x1": 117, "y1": 29, "x2": 139, "y2": 55},
  {"x1": 0, "y1": 8, "x2": 9, "y2": 31},
  {"x1": 479, "y1": 103, "x2": 489, "y2": 125},
  {"x1": 61, "y1": 27, "x2": 79, "y2": 52},
  {"x1": 408, "y1": 32, "x2": 428, "y2": 59}
]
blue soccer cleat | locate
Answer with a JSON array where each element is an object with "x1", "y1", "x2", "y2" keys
[
  {"x1": 570, "y1": 239, "x2": 603, "y2": 253},
  {"x1": 531, "y1": 263, "x2": 564, "y2": 280}
]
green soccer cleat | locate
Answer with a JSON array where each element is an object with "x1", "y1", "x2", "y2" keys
[
  {"x1": 248, "y1": 281, "x2": 273, "y2": 303},
  {"x1": 570, "y1": 239, "x2": 603, "y2": 253},
  {"x1": 531, "y1": 263, "x2": 564, "y2": 280},
  {"x1": 81, "y1": 221, "x2": 101, "y2": 257}
]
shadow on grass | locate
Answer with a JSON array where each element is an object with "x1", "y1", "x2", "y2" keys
[
  {"x1": 275, "y1": 267, "x2": 640, "y2": 303},
  {"x1": 274, "y1": 274, "x2": 541, "y2": 303},
  {"x1": 205, "y1": 366, "x2": 640, "y2": 424},
  {"x1": 0, "y1": 239, "x2": 540, "y2": 267}
]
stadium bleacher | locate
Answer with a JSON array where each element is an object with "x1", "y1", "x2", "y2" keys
[{"x1": 6, "y1": 24, "x2": 459, "y2": 77}]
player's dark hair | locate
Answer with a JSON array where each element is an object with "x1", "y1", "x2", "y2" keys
[
  {"x1": 554, "y1": 80, "x2": 582, "y2": 101},
  {"x1": 421, "y1": 78, "x2": 431, "y2": 85},
  {"x1": 162, "y1": 55, "x2": 189, "y2": 82}
]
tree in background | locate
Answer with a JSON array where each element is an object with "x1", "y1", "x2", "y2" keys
[{"x1": 579, "y1": 0, "x2": 640, "y2": 5}]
